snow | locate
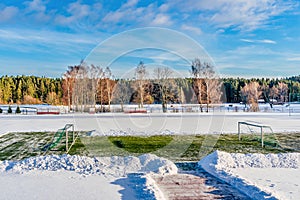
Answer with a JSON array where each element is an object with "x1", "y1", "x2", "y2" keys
[
  {"x1": 230, "y1": 168, "x2": 300, "y2": 200},
  {"x1": 1, "y1": 112, "x2": 300, "y2": 136},
  {"x1": 0, "y1": 111, "x2": 300, "y2": 199},
  {"x1": 0, "y1": 154, "x2": 177, "y2": 200},
  {"x1": 0, "y1": 154, "x2": 177, "y2": 177},
  {"x1": 0, "y1": 170, "x2": 123, "y2": 200},
  {"x1": 198, "y1": 151, "x2": 300, "y2": 200},
  {"x1": 1, "y1": 151, "x2": 299, "y2": 200}
]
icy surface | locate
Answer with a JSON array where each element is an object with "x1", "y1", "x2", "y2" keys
[{"x1": 198, "y1": 151, "x2": 300, "y2": 200}]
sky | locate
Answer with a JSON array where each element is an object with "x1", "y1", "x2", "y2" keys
[{"x1": 0, "y1": 0, "x2": 299, "y2": 78}]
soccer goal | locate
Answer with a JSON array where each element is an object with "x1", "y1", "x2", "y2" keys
[
  {"x1": 42, "y1": 124, "x2": 79, "y2": 153},
  {"x1": 238, "y1": 121, "x2": 274, "y2": 148}
]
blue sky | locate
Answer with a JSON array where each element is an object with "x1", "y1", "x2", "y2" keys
[{"x1": 0, "y1": 0, "x2": 299, "y2": 78}]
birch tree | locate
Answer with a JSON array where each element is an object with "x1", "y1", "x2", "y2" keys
[
  {"x1": 191, "y1": 58, "x2": 222, "y2": 112},
  {"x1": 241, "y1": 81, "x2": 261, "y2": 112},
  {"x1": 132, "y1": 61, "x2": 148, "y2": 108},
  {"x1": 104, "y1": 67, "x2": 113, "y2": 111},
  {"x1": 112, "y1": 79, "x2": 131, "y2": 112},
  {"x1": 153, "y1": 66, "x2": 176, "y2": 112},
  {"x1": 277, "y1": 82, "x2": 288, "y2": 103}
]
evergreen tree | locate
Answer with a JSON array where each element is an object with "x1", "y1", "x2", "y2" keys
[
  {"x1": 16, "y1": 106, "x2": 21, "y2": 114},
  {"x1": 7, "y1": 106, "x2": 12, "y2": 113}
]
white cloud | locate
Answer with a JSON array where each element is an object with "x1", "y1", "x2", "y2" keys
[
  {"x1": 151, "y1": 14, "x2": 173, "y2": 26},
  {"x1": 102, "y1": 11, "x2": 124, "y2": 23},
  {"x1": 68, "y1": 1, "x2": 90, "y2": 18},
  {"x1": 166, "y1": 0, "x2": 298, "y2": 31},
  {"x1": 22, "y1": 0, "x2": 52, "y2": 22},
  {"x1": 240, "y1": 39, "x2": 255, "y2": 43},
  {"x1": 0, "y1": 6, "x2": 19, "y2": 22},
  {"x1": 287, "y1": 56, "x2": 300, "y2": 61},
  {"x1": 159, "y1": 4, "x2": 169, "y2": 12},
  {"x1": 0, "y1": 28, "x2": 100, "y2": 49},
  {"x1": 55, "y1": 1, "x2": 91, "y2": 25},
  {"x1": 127, "y1": 50, "x2": 184, "y2": 64},
  {"x1": 24, "y1": 0, "x2": 46, "y2": 13},
  {"x1": 0, "y1": 0, "x2": 298, "y2": 34},
  {"x1": 260, "y1": 39, "x2": 277, "y2": 44},
  {"x1": 181, "y1": 25, "x2": 202, "y2": 35},
  {"x1": 102, "y1": 1, "x2": 173, "y2": 28},
  {"x1": 122, "y1": 0, "x2": 139, "y2": 9},
  {"x1": 241, "y1": 39, "x2": 277, "y2": 44},
  {"x1": 102, "y1": 0, "x2": 145, "y2": 24},
  {"x1": 85, "y1": 28, "x2": 213, "y2": 77},
  {"x1": 227, "y1": 45, "x2": 279, "y2": 56}
]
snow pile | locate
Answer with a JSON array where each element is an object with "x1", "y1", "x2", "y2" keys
[
  {"x1": 198, "y1": 151, "x2": 300, "y2": 200},
  {"x1": 0, "y1": 154, "x2": 177, "y2": 178},
  {"x1": 89, "y1": 128, "x2": 175, "y2": 136},
  {"x1": 199, "y1": 151, "x2": 299, "y2": 171}
]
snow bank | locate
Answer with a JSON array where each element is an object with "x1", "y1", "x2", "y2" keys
[
  {"x1": 198, "y1": 151, "x2": 300, "y2": 200},
  {"x1": 0, "y1": 154, "x2": 177, "y2": 178},
  {"x1": 200, "y1": 151, "x2": 299, "y2": 170}
]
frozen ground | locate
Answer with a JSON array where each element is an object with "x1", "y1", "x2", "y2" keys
[
  {"x1": 198, "y1": 151, "x2": 300, "y2": 200},
  {"x1": 0, "y1": 112, "x2": 300, "y2": 136}
]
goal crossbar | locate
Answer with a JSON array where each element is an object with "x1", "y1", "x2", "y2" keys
[{"x1": 238, "y1": 121, "x2": 274, "y2": 148}]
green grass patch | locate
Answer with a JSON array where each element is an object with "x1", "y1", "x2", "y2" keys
[
  {"x1": 0, "y1": 132, "x2": 299, "y2": 162},
  {"x1": 108, "y1": 136, "x2": 173, "y2": 153}
]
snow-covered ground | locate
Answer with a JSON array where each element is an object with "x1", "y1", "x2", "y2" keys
[
  {"x1": 1, "y1": 112, "x2": 300, "y2": 136},
  {"x1": 1, "y1": 151, "x2": 299, "y2": 199},
  {"x1": 0, "y1": 111, "x2": 299, "y2": 199},
  {"x1": 198, "y1": 151, "x2": 300, "y2": 200},
  {"x1": 0, "y1": 154, "x2": 177, "y2": 200},
  {"x1": 0, "y1": 171, "x2": 123, "y2": 200}
]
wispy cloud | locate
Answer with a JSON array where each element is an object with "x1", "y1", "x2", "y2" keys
[
  {"x1": 287, "y1": 57, "x2": 300, "y2": 61},
  {"x1": 181, "y1": 24, "x2": 202, "y2": 35},
  {"x1": 23, "y1": 0, "x2": 52, "y2": 22},
  {"x1": 0, "y1": 0, "x2": 298, "y2": 34},
  {"x1": 241, "y1": 39, "x2": 277, "y2": 44},
  {"x1": 102, "y1": 0, "x2": 173, "y2": 28},
  {"x1": 0, "y1": 0, "x2": 299, "y2": 77},
  {"x1": 0, "y1": 6, "x2": 19, "y2": 22},
  {"x1": 0, "y1": 29, "x2": 99, "y2": 45},
  {"x1": 165, "y1": 0, "x2": 298, "y2": 31},
  {"x1": 150, "y1": 14, "x2": 173, "y2": 26},
  {"x1": 0, "y1": 28, "x2": 106, "y2": 59},
  {"x1": 287, "y1": 56, "x2": 300, "y2": 61},
  {"x1": 86, "y1": 27, "x2": 212, "y2": 77},
  {"x1": 24, "y1": 0, "x2": 46, "y2": 13},
  {"x1": 55, "y1": 1, "x2": 91, "y2": 25}
]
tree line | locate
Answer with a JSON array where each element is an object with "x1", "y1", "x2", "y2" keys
[
  {"x1": 0, "y1": 60, "x2": 300, "y2": 113},
  {"x1": 0, "y1": 75, "x2": 62, "y2": 105},
  {"x1": 223, "y1": 77, "x2": 300, "y2": 103}
]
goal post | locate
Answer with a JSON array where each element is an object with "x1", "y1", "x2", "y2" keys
[{"x1": 238, "y1": 121, "x2": 274, "y2": 148}]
